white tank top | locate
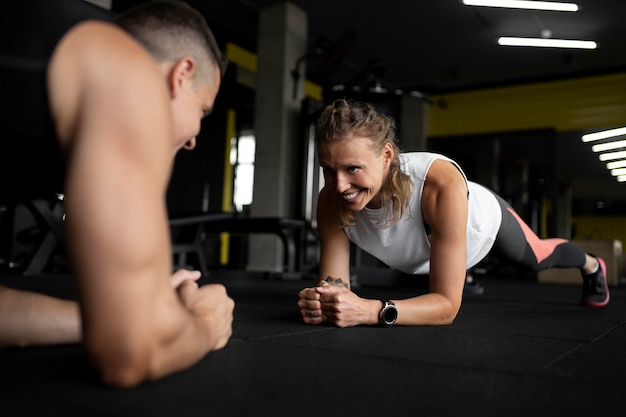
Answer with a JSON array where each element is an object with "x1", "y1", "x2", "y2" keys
[{"x1": 344, "y1": 152, "x2": 502, "y2": 274}]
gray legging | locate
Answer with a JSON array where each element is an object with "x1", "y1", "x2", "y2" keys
[{"x1": 489, "y1": 193, "x2": 586, "y2": 273}]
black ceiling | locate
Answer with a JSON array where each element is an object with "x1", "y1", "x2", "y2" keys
[{"x1": 171, "y1": 0, "x2": 626, "y2": 95}]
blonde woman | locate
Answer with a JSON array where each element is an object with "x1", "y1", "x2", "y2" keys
[{"x1": 297, "y1": 99, "x2": 608, "y2": 328}]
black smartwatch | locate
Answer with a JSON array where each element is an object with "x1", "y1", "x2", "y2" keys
[{"x1": 379, "y1": 300, "x2": 398, "y2": 327}]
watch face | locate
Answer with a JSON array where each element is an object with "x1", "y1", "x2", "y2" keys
[{"x1": 383, "y1": 305, "x2": 398, "y2": 323}]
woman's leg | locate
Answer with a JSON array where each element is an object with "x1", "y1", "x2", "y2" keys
[{"x1": 489, "y1": 194, "x2": 609, "y2": 307}]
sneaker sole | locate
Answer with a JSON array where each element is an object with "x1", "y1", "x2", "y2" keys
[{"x1": 582, "y1": 257, "x2": 610, "y2": 308}]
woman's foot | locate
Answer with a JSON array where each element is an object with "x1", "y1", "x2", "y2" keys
[{"x1": 581, "y1": 256, "x2": 610, "y2": 307}]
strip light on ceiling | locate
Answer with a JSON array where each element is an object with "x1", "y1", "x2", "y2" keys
[
  {"x1": 498, "y1": 37, "x2": 596, "y2": 49},
  {"x1": 462, "y1": 0, "x2": 579, "y2": 12},
  {"x1": 599, "y1": 151, "x2": 626, "y2": 162},
  {"x1": 606, "y1": 160, "x2": 626, "y2": 170},
  {"x1": 582, "y1": 127, "x2": 626, "y2": 142},
  {"x1": 610, "y1": 168, "x2": 626, "y2": 177},
  {"x1": 582, "y1": 127, "x2": 626, "y2": 183},
  {"x1": 591, "y1": 140, "x2": 626, "y2": 153},
  {"x1": 464, "y1": 1, "x2": 595, "y2": 50}
]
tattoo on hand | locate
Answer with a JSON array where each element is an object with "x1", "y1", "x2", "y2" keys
[{"x1": 324, "y1": 276, "x2": 349, "y2": 288}]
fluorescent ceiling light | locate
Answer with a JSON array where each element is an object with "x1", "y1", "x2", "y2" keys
[
  {"x1": 582, "y1": 127, "x2": 626, "y2": 142},
  {"x1": 591, "y1": 140, "x2": 626, "y2": 153},
  {"x1": 463, "y1": 0, "x2": 578, "y2": 12},
  {"x1": 599, "y1": 151, "x2": 626, "y2": 161},
  {"x1": 498, "y1": 37, "x2": 596, "y2": 49},
  {"x1": 606, "y1": 160, "x2": 626, "y2": 170},
  {"x1": 610, "y1": 168, "x2": 626, "y2": 177},
  {"x1": 618, "y1": 175, "x2": 626, "y2": 183}
]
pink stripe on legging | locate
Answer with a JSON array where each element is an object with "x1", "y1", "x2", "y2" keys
[{"x1": 507, "y1": 207, "x2": 567, "y2": 264}]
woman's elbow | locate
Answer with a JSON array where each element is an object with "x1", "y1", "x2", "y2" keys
[
  {"x1": 439, "y1": 312, "x2": 458, "y2": 326},
  {"x1": 435, "y1": 299, "x2": 461, "y2": 326}
]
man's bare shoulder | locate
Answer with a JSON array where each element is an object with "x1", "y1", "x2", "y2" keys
[{"x1": 48, "y1": 21, "x2": 167, "y2": 145}]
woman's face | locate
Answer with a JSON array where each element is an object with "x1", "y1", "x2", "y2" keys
[{"x1": 318, "y1": 137, "x2": 393, "y2": 211}]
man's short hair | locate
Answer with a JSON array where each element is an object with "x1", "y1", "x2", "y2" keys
[{"x1": 116, "y1": 0, "x2": 228, "y2": 79}]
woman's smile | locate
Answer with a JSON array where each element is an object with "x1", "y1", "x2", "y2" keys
[{"x1": 343, "y1": 190, "x2": 361, "y2": 201}]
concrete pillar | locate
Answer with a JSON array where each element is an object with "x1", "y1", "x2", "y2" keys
[
  {"x1": 247, "y1": 2, "x2": 307, "y2": 273},
  {"x1": 399, "y1": 95, "x2": 429, "y2": 152}
]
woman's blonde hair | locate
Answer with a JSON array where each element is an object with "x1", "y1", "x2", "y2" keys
[{"x1": 315, "y1": 98, "x2": 413, "y2": 227}]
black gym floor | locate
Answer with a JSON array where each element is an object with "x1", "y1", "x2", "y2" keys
[{"x1": 1, "y1": 268, "x2": 624, "y2": 417}]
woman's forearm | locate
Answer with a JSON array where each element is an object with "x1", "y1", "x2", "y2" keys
[{"x1": 394, "y1": 293, "x2": 461, "y2": 326}]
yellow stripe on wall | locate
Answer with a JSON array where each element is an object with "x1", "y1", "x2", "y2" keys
[
  {"x1": 573, "y1": 216, "x2": 626, "y2": 245},
  {"x1": 220, "y1": 109, "x2": 236, "y2": 265},
  {"x1": 226, "y1": 42, "x2": 257, "y2": 72},
  {"x1": 428, "y1": 72, "x2": 626, "y2": 137},
  {"x1": 305, "y1": 80, "x2": 323, "y2": 102},
  {"x1": 225, "y1": 42, "x2": 323, "y2": 101}
]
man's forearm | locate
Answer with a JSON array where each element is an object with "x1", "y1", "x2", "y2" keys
[{"x1": 0, "y1": 286, "x2": 81, "y2": 347}]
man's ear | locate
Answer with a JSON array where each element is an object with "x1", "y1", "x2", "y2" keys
[{"x1": 167, "y1": 57, "x2": 196, "y2": 98}]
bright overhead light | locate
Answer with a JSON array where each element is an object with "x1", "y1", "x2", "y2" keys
[
  {"x1": 462, "y1": 0, "x2": 578, "y2": 12},
  {"x1": 606, "y1": 160, "x2": 626, "y2": 170},
  {"x1": 599, "y1": 151, "x2": 626, "y2": 161},
  {"x1": 582, "y1": 127, "x2": 626, "y2": 142},
  {"x1": 618, "y1": 175, "x2": 626, "y2": 183},
  {"x1": 610, "y1": 168, "x2": 626, "y2": 177},
  {"x1": 591, "y1": 140, "x2": 626, "y2": 153},
  {"x1": 498, "y1": 37, "x2": 597, "y2": 49}
]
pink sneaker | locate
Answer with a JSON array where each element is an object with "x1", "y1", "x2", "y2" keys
[{"x1": 581, "y1": 256, "x2": 610, "y2": 307}]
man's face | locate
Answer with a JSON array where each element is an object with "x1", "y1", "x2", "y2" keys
[{"x1": 170, "y1": 68, "x2": 221, "y2": 154}]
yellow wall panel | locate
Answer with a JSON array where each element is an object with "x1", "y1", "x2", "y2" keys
[
  {"x1": 428, "y1": 73, "x2": 626, "y2": 137},
  {"x1": 573, "y1": 216, "x2": 626, "y2": 248}
]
